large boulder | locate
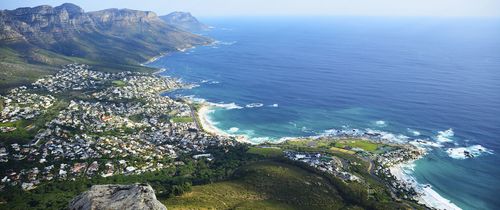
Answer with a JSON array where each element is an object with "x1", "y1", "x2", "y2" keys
[{"x1": 69, "y1": 183, "x2": 167, "y2": 210}]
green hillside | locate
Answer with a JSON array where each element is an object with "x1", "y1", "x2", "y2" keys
[{"x1": 163, "y1": 161, "x2": 349, "y2": 210}]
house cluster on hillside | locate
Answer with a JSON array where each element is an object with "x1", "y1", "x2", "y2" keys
[
  {"x1": 0, "y1": 64, "x2": 236, "y2": 190},
  {"x1": 33, "y1": 63, "x2": 127, "y2": 93},
  {"x1": 0, "y1": 87, "x2": 55, "y2": 130},
  {"x1": 374, "y1": 146, "x2": 424, "y2": 199},
  {"x1": 92, "y1": 75, "x2": 184, "y2": 100},
  {"x1": 284, "y1": 151, "x2": 360, "y2": 182}
]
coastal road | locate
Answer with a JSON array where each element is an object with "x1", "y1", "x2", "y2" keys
[
  {"x1": 188, "y1": 104, "x2": 201, "y2": 130},
  {"x1": 361, "y1": 157, "x2": 416, "y2": 209}
]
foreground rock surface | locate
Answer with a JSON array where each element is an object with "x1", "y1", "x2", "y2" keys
[{"x1": 69, "y1": 184, "x2": 167, "y2": 210}]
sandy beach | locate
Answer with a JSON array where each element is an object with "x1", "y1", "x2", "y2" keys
[
  {"x1": 197, "y1": 104, "x2": 254, "y2": 144},
  {"x1": 389, "y1": 163, "x2": 461, "y2": 210}
]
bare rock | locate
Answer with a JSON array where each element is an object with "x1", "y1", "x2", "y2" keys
[{"x1": 69, "y1": 183, "x2": 167, "y2": 210}]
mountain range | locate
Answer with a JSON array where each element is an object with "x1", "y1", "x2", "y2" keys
[{"x1": 0, "y1": 3, "x2": 212, "y2": 90}]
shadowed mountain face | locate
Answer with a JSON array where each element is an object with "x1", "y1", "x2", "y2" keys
[
  {"x1": 0, "y1": 3, "x2": 212, "y2": 90},
  {"x1": 160, "y1": 12, "x2": 210, "y2": 32}
]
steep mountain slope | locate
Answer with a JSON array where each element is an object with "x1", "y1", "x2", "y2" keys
[
  {"x1": 160, "y1": 12, "x2": 210, "y2": 32},
  {"x1": 0, "y1": 3, "x2": 212, "y2": 90}
]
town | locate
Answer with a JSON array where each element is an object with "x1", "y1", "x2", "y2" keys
[
  {"x1": 0, "y1": 64, "x2": 425, "y2": 206},
  {"x1": 0, "y1": 64, "x2": 237, "y2": 190}
]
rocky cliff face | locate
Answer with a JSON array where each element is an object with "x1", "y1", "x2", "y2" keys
[
  {"x1": 0, "y1": 3, "x2": 95, "y2": 43},
  {"x1": 0, "y1": 3, "x2": 212, "y2": 88},
  {"x1": 0, "y1": 3, "x2": 209, "y2": 47},
  {"x1": 69, "y1": 184, "x2": 167, "y2": 210},
  {"x1": 90, "y1": 9, "x2": 160, "y2": 27},
  {"x1": 160, "y1": 12, "x2": 210, "y2": 32}
]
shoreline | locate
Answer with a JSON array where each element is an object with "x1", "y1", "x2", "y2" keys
[
  {"x1": 196, "y1": 104, "x2": 255, "y2": 144},
  {"x1": 141, "y1": 52, "x2": 168, "y2": 66},
  {"x1": 143, "y1": 43, "x2": 462, "y2": 210},
  {"x1": 389, "y1": 162, "x2": 462, "y2": 210},
  {"x1": 197, "y1": 99, "x2": 462, "y2": 210}
]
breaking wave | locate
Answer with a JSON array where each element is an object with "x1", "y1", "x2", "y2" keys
[
  {"x1": 245, "y1": 103, "x2": 264, "y2": 108},
  {"x1": 446, "y1": 145, "x2": 493, "y2": 159},
  {"x1": 228, "y1": 127, "x2": 239, "y2": 133},
  {"x1": 211, "y1": 102, "x2": 243, "y2": 110},
  {"x1": 436, "y1": 128, "x2": 454, "y2": 143}
]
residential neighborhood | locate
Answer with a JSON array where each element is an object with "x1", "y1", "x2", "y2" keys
[{"x1": 0, "y1": 64, "x2": 237, "y2": 190}]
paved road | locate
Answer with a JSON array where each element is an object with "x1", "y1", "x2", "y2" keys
[
  {"x1": 188, "y1": 104, "x2": 201, "y2": 130},
  {"x1": 360, "y1": 156, "x2": 417, "y2": 209}
]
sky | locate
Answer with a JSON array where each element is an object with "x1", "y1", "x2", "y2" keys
[{"x1": 1, "y1": 0, "x2": 499, "y2": 17}]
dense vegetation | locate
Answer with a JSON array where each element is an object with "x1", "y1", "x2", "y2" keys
[
  {"x1": 164, "y1": 160, "x2": 347, "y2": 210},
  {"x1": 0, "y1": 137, "x2": 425, "y2": 210},
  {"x1": 0, "y1": 145, "x2": 253, "y2": 210},
  {"x1": 164, "y1": 142, "x2": 424, "y2": 210}
]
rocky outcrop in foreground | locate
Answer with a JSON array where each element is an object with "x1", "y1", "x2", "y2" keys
[{"x1": 69, "y1": 184, "x2": 167, "y2": 210}]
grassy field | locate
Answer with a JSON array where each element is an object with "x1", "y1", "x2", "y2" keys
[
  {"x1": 333, "y1": 140, "x2": 381, "y2": 152},
  {"x1": 330, "y1": 147, "x2": 356, "y2": 155},
  {"x1": 163, "y1": 161, "x2": 348, "y2": 210},
  {"x1": 280, "y1": 138, "x2": 384, "y2": 153},
  {"x1": 246, "y1": 147, "x2": 283, "y2": 158},
  {"x1": 171, "y1": 116, "x2": 194, "y2": 123},
  {"x1": 111, "y1": 80, "x2": 127, "y2": 87}
]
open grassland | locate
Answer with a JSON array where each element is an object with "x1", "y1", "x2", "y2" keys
[
  {"x1": 330, "y1": 147, "x2": 356, "y2": 155},
  {"x1": 246, "y1": 147, "x2": 283, "y2": 158},
  {"x1": 171, "y1": 116, "x2": 194, "y2": 123},
  {"x1": 111, "y1": 80, "x2": 127, "y2": 87},
  {"x1": 280, "y1": 138, "x2": 384, "y2": 153},
  {"x1": 162, "y1": 161, "x2": 348, "y2": 210},
  {"x1": 333, "y1": 140, "x2": 381, "y2": 152}
]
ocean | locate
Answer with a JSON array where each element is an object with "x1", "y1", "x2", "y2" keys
[{"x1": 148, "y1": 17, "x2": 500, "y2": 209}]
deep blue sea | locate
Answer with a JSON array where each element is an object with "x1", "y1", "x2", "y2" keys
[{"x1": 149, "y1": 17, "x2": 500, "y2": 210}]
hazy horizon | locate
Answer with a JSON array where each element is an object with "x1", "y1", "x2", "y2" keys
[{"x1": 1, "y1": 0, "x2": 500, "y2": 17}]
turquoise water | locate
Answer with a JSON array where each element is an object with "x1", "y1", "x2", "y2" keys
[{"x1": 149, "y1": 17, "x2": 500, "y2": 209}]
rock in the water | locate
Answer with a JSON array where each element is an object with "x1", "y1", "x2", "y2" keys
[{"x1": 69, "y1": 183, "x2": 167, "y2": 210}]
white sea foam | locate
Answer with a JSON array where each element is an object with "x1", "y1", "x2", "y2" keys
[
  {"x1": 375, "y1": 120, "x2": 386, "y2": 126},
  {"x1": 209, "y1": 102, "x2": 243, "y2": 110},
  {"x1": 211, "y1": 40, "x2": 237, "y2": 47},
  {"x1": 228, "y1": 127, "x2": 239, "y2": 133},
  {"x1": 250, "y1": 137, "x2": 271, "y2": 143},
  {"x1": 269, "y1": 103, "x2": 279, "y2": 107},
  {"x1": 365, "y1": 128, "x2": 409, "y2": 143},
  {"x1": 183, "y1": 95, "x2": 206, "y2": 103},
  {"x1": 278, "y1": 136, "x2": 296, "y2": 142},
  {"x1": 410, "y1": 139, "x2": 443, "y2": 148},
  {"x1": 200, "y1": 80, "x2": 219, "y2": 85},
  {"x1": 407, "y1": 128, "x2": 421, "y2": 136},
  {"x1": 390, "y1": 162, "x2": 462, "y2": 210},
  {"x1": 245, "y1": 103, "x2": 264, "y2": 108},
  {"x1": 219, "y1": 41, "x2": 237, "y2": 45},
  {"x1": 446, "y1": 145, "x2": 493, "y2": 159},
  {"x1": 436, "y1": 128, "x2": 454, "y2": 142},
  {"x1": 322, "y1": 128, "x2": 364, "y2": 136}
]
